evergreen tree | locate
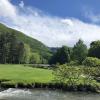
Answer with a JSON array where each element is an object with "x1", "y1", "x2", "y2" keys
[
  {"x1": 72, "y1": 39, "x2": 88, "y2": 64},
  {"x1": 9, "y1": 33, "x2": 18, "y2": 63},
  {"x1": 17, "y1": 42, "x2": 25, "y2": 64},
  {"x1": 50, "y1": 46, "x2": 71, "y2": 64},
  {"x1": 0, "y1": 32, "x2": 11, "y2": 63},
  {"x1": 0, "y1": 32, "x2": 4, "y2": 63},
  {"x1": 88, "y1": 40, "x2": 100, "y2": 59},
  {"x1": 0, "y1": 32, "x2": 31, "y2": 64}
]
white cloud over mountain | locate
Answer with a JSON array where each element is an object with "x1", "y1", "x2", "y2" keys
[{"x1": 0, "y1": 0, "x2": 100, "y2": 47}]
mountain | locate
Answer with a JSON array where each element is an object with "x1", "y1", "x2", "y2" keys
[
  {"x1": 0, "y1": 23, "x2": 52, "y2": 62},
  {"x1": 50, "y1": 47, "x2": 59, "y2": 53}
]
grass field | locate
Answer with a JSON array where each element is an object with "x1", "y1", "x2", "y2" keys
[{"x1": 0, "y1": 64, "x2": 53, "y2": 84}]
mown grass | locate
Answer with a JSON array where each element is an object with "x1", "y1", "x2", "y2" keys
[{"x1": 0, "y1": 64, "x2": 53, "y2": 84}]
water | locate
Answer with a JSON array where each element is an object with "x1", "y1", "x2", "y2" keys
[{"x1": 0, "y1": 88, "x2": 99, "y2": 100}]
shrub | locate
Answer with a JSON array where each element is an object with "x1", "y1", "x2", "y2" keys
[
  {"x1": 53, "y1": 64, "x2": 82, "y2": 85},
  {"x1": 67, "y1": 60, "x2": 79, "y2": 66},
  {"x1": 82, "y1": 57, "x2": 100, "y2": 67}
]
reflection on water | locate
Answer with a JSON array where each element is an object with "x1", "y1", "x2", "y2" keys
[{"x1": 0, "y1": 88, "x2": 99, "y2": 100}]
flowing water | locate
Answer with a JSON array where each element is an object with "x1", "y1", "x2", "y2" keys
[{"x1": 0, "y1": 88, "x2": 99, "y2": 100}]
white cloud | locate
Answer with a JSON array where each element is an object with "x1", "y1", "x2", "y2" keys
[
  {"x1": 0, "y1": 0, "x2": 17, "y2": 18},
  {"x1": 0, "y1": 0, "x2": 100, "y2": 47},
  {"x1": 61, "y1": 19, "x2": 74, "y2": 26}
]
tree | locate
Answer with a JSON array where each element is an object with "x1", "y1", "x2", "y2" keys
[
  {"x1": 0, "y1": 32, "x2": 17, "y2": 63},
  {"x1": 22, "y1": 44, "x2": 31, "y2": 64},
  {"x1": 88, "y1": 40, "x2": 100, "y2": 59},
  {"x1": 17, "y1": 42, "x2": 31, "y2": 64},
  {"x1": 30, "y1": 53, "x2": 41, "y2": 64},
  {"x1": 72, "y1": 39, "x2": 88, "y2": 64},
  {"x1": 9, "y1": 33, "x2": 18, "y2": 63},
  {"x1": 16, "y1": 42, "x2": 25, "y2": 64},
  {"x1": 0, "y1": 32, "x2": 6, "y2": 63},
  {"x1": 50, "y1": 46, "x2": 71, "y2": 64},
  {"x1": 0, "y1": 36, "x2": 2, "y2": 63},
  {"x1": 0, "y1": 32, "x2": 31, "y2": 64}
]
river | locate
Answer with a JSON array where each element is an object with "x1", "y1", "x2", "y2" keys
[{"x1": 0, "y1": 88, "x2": 99, "y2": 100}]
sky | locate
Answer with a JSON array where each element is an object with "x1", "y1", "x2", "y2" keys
[
  {"x1": 0, "y1": 0, "x2": 100, "y2": 47},
  {"x1": 11, "y1": 0, "x2": 100, "y2": 22}
]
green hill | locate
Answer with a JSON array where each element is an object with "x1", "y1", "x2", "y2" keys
[{"x1": 0, "y1": 23, "x2": 52, "y2": 62}]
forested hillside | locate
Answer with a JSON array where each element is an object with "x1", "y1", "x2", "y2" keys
[{"x1": 0, "y1": 23, "x2": 52, "y2": 64}]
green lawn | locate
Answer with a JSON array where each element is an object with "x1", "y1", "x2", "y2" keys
[{"x1": 0, "y1": 64, "x2": 53, "y2": 84}]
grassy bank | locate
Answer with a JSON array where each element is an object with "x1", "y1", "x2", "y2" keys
[
  {"x1": 0, "y1": 64, "x2": 53, "y2": 84},
  {"x1": 0, "y1": 64, "x2": 100, "y2": 92}
]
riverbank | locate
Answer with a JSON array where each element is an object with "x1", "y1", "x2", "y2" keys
[
  {"x1": 0, "y1": 64, "x2": 100, "y2": 93},
  {"x1": 0, "y1": 80, "x2": 100, "y2": 93}
]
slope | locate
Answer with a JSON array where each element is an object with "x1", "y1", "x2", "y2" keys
[{"x1": 0, "y1": 23, "x2": 52, "y2": 62}]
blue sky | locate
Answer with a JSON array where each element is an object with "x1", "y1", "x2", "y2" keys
[
  {"x1": 11, "y1": 0, "x2": 100, "y2": 23},
  {"x1": 0, "y1": 0, "x2": 100, "y2": 47}
]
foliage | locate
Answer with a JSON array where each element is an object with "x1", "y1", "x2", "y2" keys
[
  {"x1": 22, "y1": 44, "x2": 31, "y2": 64},
  {"x1": 72, "y1": 39, "x2": 88, "y2": 64},
  {"x1": 82, "y1": 57, "x2": 100, "y2": 67},
  {"x1": 88, "y1": 40, "x2": 100, "y2": 59},
  {"x1": 67, "y1": 60, "x2": 79, "y2": 66},
  {"x1": 50, "y1": 46, "x2": 71, "y2": 64},
  {"x1": 30, "y1": 53, "x2": 41, "y2": 64},
  {"x1": 82, "y1": 66, "x2": 100, "y2": 88},
  {"x1": 53, "y1": 64, "x2": 100, "y2": 87},
  {"x1": 0, "y1": 32, "x2": 31, "y2": 64},
  {"x1": 53, "y1": 64, "x2": 82, "y2": 85}
]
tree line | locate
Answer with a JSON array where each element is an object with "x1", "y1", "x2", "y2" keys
[
  {"x1": 0, "y1": 32, "x2": 45, "y2": 64},
  {"x1": 0, "y1": 32, "x2": 100, "y2": 65},
  {"x1": 50, "y1": 39, "x2": 100, "y2": 66},
  {"x1": 0, "y1": 32, "x2": 31, "y2": 64}
]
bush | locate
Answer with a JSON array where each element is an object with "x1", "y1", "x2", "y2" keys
[
  {"x1": 82, "y1": 57, "x2": 100, "y2": 67},
  {"x1": 67, "y1": 60, "x2": 79, "y2": 66}
]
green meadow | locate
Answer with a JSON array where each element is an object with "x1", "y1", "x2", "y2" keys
[{"x1": 0, "y1": 64, "x2": 53, "y2": 84}]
